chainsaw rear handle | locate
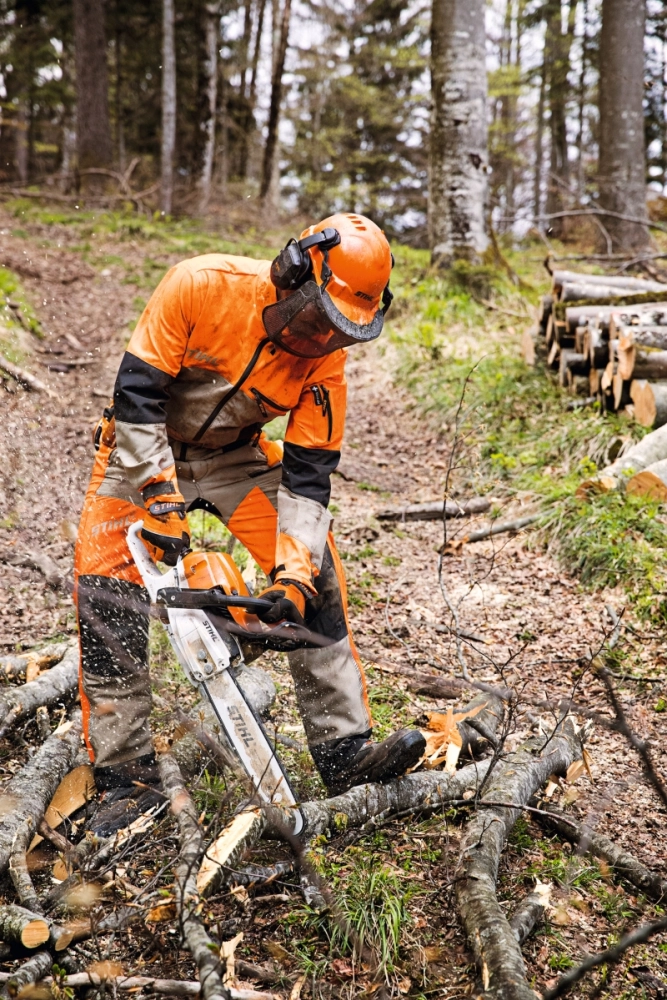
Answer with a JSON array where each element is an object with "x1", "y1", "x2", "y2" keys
[{"x1": 156, "y1": 587, "x2": 273, "y2": 614}]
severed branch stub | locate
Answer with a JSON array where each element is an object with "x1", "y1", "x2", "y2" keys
[
  {"x1": 158, "y1": 752, "x2": 231, "y2": 1000},
  {"x1": 508, "y1": 882, "x2": 551, "y2": 945}
]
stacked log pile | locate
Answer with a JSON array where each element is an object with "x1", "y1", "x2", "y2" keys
[
  {"x1": 529, "y1": 269, "x2": 667, "y2": 496},
  {"x1": 533, "y1": 270, "x2": 667, "y2": 427}
]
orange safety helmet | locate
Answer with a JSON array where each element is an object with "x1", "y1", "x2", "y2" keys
[{"x1": 262, "y1": 212, "x2": 394, "y2": 358}]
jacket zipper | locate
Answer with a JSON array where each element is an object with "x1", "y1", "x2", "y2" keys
[
  {"x1": 193, "y1": 339, "x2": 269, "y2": 442},
  {"x1": 250, "y1": 386, "x2": 290, "y2": 418},
  {"x1": 310, "y1": 384, "x2": 333, "y2": 441}
]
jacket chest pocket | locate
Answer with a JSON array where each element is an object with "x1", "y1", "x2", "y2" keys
[{"x1": 250, "y1": 386, "x2": 291, "y2": 418}]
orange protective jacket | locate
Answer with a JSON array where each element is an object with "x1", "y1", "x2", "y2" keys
[{"x1": 112, "y1": 254, "x2": 347, "y2": 589}]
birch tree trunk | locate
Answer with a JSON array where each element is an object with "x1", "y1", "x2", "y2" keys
[
  {"x1": 161, "y1": 0, "x2": 177, "y2": 215},
  {"x1": 259, "y1": 0, "x2": 292, "y2": 204},
  {"x1": 73, "y1": 0, "x2": 113, "y2": 189},
  {"x1": 429, "y1": 0, "x2": 488, "y2": 266},
  {"x1": 199, "y1": 2, "x2": 221, "y2": 213},
  {"x1": 598, "y1": 0, "x2": 649, "y2": 251}
]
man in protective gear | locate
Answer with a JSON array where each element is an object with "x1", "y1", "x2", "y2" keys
[{"x1": 75, "y1": 212, "x2": 425, "y2": 834}]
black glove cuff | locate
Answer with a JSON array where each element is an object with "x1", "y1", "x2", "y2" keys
[
  {"x1": 274, "y1": 578, "x2": 312, "y2": 601},
  {"x1": 146, "y1": 500, "x2": 186, "y2": 518}
]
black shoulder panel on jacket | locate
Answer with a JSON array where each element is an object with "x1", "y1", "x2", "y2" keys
[
  {"x1": 282, "y1": 442, "x2": 340, "y2": 508},
  {"x1": 114, "y1": 352, "x2": 173, "y2": 424}
]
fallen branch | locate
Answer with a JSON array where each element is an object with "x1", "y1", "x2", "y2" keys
[
  {"x1": 302, "y1": 757, "x2": 493, "y2": 838},
  {"x1": 542, "y1": 914, "x2": 667, "y2": 1000},
  {"x1": 0, "y1": 354, "x2": 54, "y2": 395},
  {"x1": 440, "y1": 514, "x2": 541, "y2": 553},
  {"x1": 454, "y1": 717, "x2": 591, "y2": 1000},
  {"x1": 158, "y1": 752, "x2": 231, "y2": 1000},
  {"x1": 0, "y1": 713, "x2": 82, "y2": 875},
  {"x1": 533, "y1": 805, "x2": 667, "y2": 901},
  {"x1": 375, "y1": 497, "x2": 491, "y2": 523},
  {"x1": 0, "y1": 972, "x2": 275, "y2": 1000},
  {"x1": 5, "y1": 951, "x2": 53, "y2": 998},
  {"x1": 0, "y1": 644, "x2": 79, "y2": 737}
]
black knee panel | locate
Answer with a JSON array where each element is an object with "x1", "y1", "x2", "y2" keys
[{"x1": 78, "y1": 575, "x2": 150, "y2": 678}]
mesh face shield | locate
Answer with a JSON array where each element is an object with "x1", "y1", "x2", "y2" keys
[{"x1": 261, "y1": 281, "x2": 387, "y2": 359}]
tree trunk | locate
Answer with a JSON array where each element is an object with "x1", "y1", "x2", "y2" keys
[
  {"x1": 161, "y1": 0, "x2": 177, "y2": 215},
  {"x1": 259, "y1": 0, "x2": 292, "y2": 203},
  {"x1": 199, "y1": 3, "x2": 221, "y2": 213},
  {"x1": 73, "y1": 0, "x2": 113, "y2": 187},
  {"x1": 597, "y1": 0, "x2": 649, "y2": 251},
  {"x1": 544, "y1": 1, "x2": 576, "y2": 236},
  {"x1": 533, "y1": 56, "x2": 546, "y2": 219},
  {"x1": 429, "y1": 0, "x2": 488, "y2": 265}
]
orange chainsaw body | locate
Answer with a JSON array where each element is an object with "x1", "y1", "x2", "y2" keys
[{"x1": 180, "y1": 551, "x2": 254, "y2": 627}]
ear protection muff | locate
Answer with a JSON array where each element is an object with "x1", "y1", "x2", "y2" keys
[{"x1": 270, "y1": 227, "x2": 342, "y2": 291}]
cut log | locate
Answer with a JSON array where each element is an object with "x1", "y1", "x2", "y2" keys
[
  {"x1": 0, "y1": 905, "x2": 50, "y2": 949},
  {"x1": 0, "y1": 713, "x2": 82, "y2": 875},
  {"x1": 582, "y1": 326, "x2": 608, "y2": 367},
  {"x1": 618, "y1": 345, "x2": 667, "y2": 381},
  {"x1": 6, "y1": 951, "x2": 53, "y2": 998},
  {"x1": 552, "y1": 270, "x2": 667, "y2": 293},
  {"x1": 375, "y1": 497, "x2": 491, "y2": 523},
  {"x1": 560, "y1": 281, "x2": 663, "y2": 303},
  {"x1": 630, "y1": 380, "x2": 667, "y2": 429},
  {"x1": 197, "y1": 809, "x2": 266, "y2": 898},
  {"x1": 554, "y1": 291, "x2": 667, "y2": 328},
  {"x1": 454, "y1": 717, "x2": 590, "y2": 1000},
  {"x1": 533, "y1": 806, "x2": 667, "y2": 902},
  {"x1": 0, "y1": 643, "x2": 79, "y2": 737},
  {"x1": 509, "y1": 882, "x2": 551, "y2": 945},
  {"x1": 537, "y1": 294, "x2": 552, "y2": 334},
  {"x1": 158, "y1": 753, "x2": 230, "y2": 1000},
  {"x1": 589, "y1": 368, "x2": 603, "y2": 396},
  {"x1": 610, "y1": 317, "x2": 667, "y2": 343},
  {"x1": 521, "y1": 328, "x2": 536, "y2": 366},
  {"x1": 558, "y1": 350, "x2": 588, "y2": 388},
  {"x1": 625, "y1": 458, "x2": 667, "y2": 500},
  {"x1": 612, "y1": 373, "x2": 631, "y2": 411},
  {"x1": 578, "y1": 420, "x2": 667, "y2": 494},
  {"x1": 0, "y1": 642, "x2": 72, "y2": 682},
  {"x1": 546, "y1": 339, "x2": 560, "y2": 368}
]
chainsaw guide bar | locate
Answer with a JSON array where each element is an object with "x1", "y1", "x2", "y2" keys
[{"x1": 127, "y1": 522, "x2": 305, "y2": 835}]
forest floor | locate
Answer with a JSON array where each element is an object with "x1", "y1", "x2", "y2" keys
[{"x1": 0, "y1": 200, "x2": 666, "y2": 999}]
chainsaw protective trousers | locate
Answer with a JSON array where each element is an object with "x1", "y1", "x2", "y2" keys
[{"x1": 74, "y1": 439, "x2": 371, "y2": 769}]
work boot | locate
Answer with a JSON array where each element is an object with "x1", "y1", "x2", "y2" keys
[
  {"x1": 90, "y1": 753, "x2": 164, "y2": 837},
  {"x1": 311, "y1": 729, "x2": 426, "y2": 796}
]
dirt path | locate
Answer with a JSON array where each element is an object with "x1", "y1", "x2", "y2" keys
[{"x1": 1, "y1": 209, "x2": 667, "y2": 995}]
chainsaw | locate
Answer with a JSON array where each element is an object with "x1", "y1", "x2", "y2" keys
[{"x1": 127, "y1": 521, "x2": 328, "y2": 836}]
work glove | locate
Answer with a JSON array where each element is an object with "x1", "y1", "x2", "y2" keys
[
  {"x1": 140, "y1": 478, "x2": 190, "y2": 566},
  {"x1": 256, "y1": 579, "x2": 310, "y2": 626}
]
